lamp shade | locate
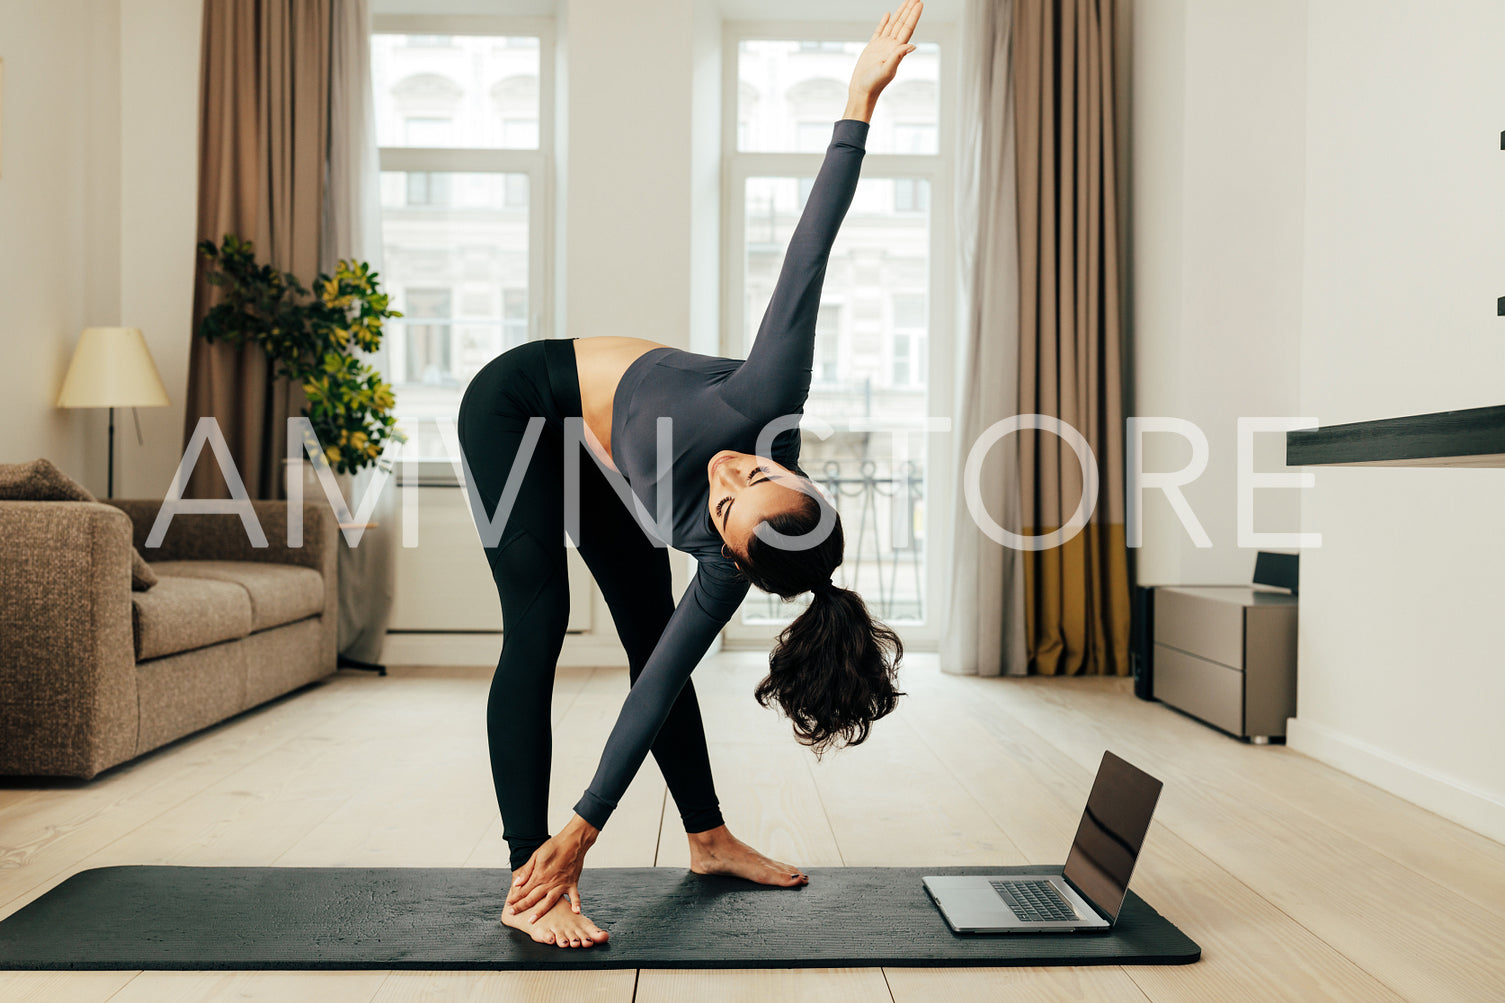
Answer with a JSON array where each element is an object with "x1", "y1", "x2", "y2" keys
[{"x1": 56, "y1": 327, "x2": 171, "y2": 408}]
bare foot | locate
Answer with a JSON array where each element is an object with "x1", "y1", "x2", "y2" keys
[
  {"x1": 500, "y1": 891, "x2": 610, "y2": 948},
  {"x1": 687, "y1": 825, "x2": 810, "y2": 888}
]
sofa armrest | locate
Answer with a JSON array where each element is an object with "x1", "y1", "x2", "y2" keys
[
  {"x1": 0, "y1": 501, "x2": 139, "y2": 777},
  {"x1": 107, "y1": 498, "x2": 340, "y2": 669}
]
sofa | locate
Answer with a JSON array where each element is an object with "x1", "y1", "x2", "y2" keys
[{"x1": 0, "y1": 498, "x2": 338, "y2": 779}]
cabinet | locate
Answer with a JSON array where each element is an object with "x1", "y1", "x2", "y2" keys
[{"x1": 1151, "y1": 586, "x2": 1297, "y2": 742}]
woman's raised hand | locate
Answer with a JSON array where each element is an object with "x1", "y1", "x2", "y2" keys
[{"x1": 850, "y1": 0, "x2": 924, "y2": 98}]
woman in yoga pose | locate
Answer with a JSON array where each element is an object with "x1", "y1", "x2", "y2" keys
[{"x1": 455, "y1": 1, "x2": 924, "y2": 949}]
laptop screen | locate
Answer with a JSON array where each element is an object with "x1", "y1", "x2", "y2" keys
[{"x1": 1061, "y1": 751, "x2": 1163, "y2": 922}]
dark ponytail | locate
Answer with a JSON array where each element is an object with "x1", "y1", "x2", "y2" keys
[{"x1": 736, "y1": 488, "x2": 906, "y2": 756}]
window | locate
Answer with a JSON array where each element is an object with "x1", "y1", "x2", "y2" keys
[
  {"x1": 373, "y1": 19, "x2": 552, "y2": 463},
  {"x1": 374, "y1": 35, "x2": 540, "y2": 150},
  {"x1": 404, "y1": 116, "x2": 454, "y2": 146},
  {"x1": 795, "y1": 121, "x2": 830, "y2": 152},
  {"x1": 814, "y1": 303, "x2": 841, "y2": 385},
  {"x1": 503, "y1": 173, "x2": 528, "y2": 208},
  {"x1": 894, "y1": 122, "x2": 937, "y2": 154},
  {"x1": 402, "y1": 288, "x2": 454, "y2": 385},
  {"x1": 727, "y1": 28, "x2": 948, "y2": 637},
  {"x1": 893, "y1": 291, "x2": 926, "y2": 328},
  {"x1": 405, "y1": 171, "x2": 452, "y2": 206},
  {"x1": 503, "y1": 288, "x2": 529, "y2": 348},
  {"x1": 892, "y1": 333, "x2": 912, "y2": 386},
  {"x1": 894, "y1": 177, "x2": 930, "y2": 213},
  {"x1": 890, "y1": 292, "x2": 926, "y2": 388},
  {"x1": 797, "y1": 176, "x2": 815, "y2": 208},
  {"x1": 736, "y1": 39, "x2": 941, "y2": 155},
  {"x1": 502, "y1": 118, "x2": 538, "y2": 148}
]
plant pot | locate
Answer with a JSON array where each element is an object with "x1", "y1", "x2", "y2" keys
[{"x1": 283, "y1": 457, "x2": 395, "y2": 665}]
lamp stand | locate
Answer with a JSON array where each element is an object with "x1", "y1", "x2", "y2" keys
[{"x1": 107, "y1": 405, "x2": 115, "y2": 498}]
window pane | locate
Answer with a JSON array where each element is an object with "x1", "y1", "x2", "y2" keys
[
  {"x1": 814, "y1": 303, "x2": 840, "y2": 384},
  {"x1": 796, "y1": 121, "x2": 830, "y2": 152},
  {"x1": 404, "y1": 288, "x2": 453, "y2": 383},
  {"x1": 892, "y1": 331, "x2": 910, "y2": 386},
  {"x1": 373, "y1": 34, "x2": 540, "y2": 149},
  {"x1": 739, "y1": 175, "x2": 931, "y2": 625},
  {"x1": 894, "y1": 177, "x2": 931, "y2": 213},
  {"x1": 893, "y1": 292, "x2": 926, "y2": 328},
  {"x1": 737, "y1": 39, "x2": 940, "y2": 155},
  {"x1": 404, "y1": 116, "x2": 454, "y2": 146},
  {"x1": 380, "y1": 171, "x2": 531, "y2": 460},
  {"x1": 504, "y1": 173, "x2": 529, "y2": 208},
  {"x1": 503, "y1": 288, "x2": 530, "y2": 345}
]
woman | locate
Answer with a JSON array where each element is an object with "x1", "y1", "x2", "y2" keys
[{"x1": 456, "y1": 0, "x2": 924, "y2": 949}]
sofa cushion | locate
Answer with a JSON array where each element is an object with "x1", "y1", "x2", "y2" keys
[
  {"x1": 146, "y1": 560, "x2": 325, "y2": 632},
  {"x1": 0, "y1": 458, "x2": 158, "y2": 590},
  {"x1": 132, "y1": 575, "x2": 253, "y2": 660}
]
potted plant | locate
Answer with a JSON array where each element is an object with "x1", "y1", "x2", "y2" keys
[{"x1": 196, "y1": 233, "x2": 406, "y2": 494}]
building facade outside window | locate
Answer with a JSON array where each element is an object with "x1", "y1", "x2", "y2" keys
[
  {"x1": 726, "y1": 30, "x2": 950, "y2": 642},
  {"x1": 372, "y1": 21, "x2": 552, "y2": 464}
]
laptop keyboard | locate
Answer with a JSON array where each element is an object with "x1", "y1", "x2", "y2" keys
[{"x1": 989, "y1": 879, "x2": 1079, "y2": 922}]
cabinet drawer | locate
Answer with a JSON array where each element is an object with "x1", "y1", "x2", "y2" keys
[
  {"x1": 1152, "y1": 643, "x2": 1243, "y2": 735},
  {"x1": 1154, "y1": 589, "x2": 1245, "y2": 668}
]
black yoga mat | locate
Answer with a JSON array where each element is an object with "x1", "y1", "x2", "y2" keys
[{"x1": 0, "y1": 864, "x2": 1200, "y2": 970}]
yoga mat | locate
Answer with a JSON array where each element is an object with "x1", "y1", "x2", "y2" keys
[{"x1": 0, "y1": 865, "x2": 1200, "y2": 970}]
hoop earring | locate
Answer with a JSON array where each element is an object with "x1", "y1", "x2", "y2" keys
[{"x1": 720, "y1": 542, "x2": 734, "y2": 561}]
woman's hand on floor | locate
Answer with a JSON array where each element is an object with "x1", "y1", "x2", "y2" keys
[
  {"x1": 506, "y1": 815, "x2": 600, "y2": 923},
  {"x1": 850, "y1": 0, "x2": 924, "y2": 98}
]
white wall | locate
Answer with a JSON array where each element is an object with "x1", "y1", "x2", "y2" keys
[
  {"x1": 0, "y1": 0, "x2": 198, "y2": 499},
  {"x1": 1134, "y1": 0, "x2": 1505, "y2": 841},
  {"x1": 557, "y1": 0, "x2": 697, "y2": 350},
  {"x1": 0, "y1": 0, "x2": 122, "y2": 487},
  {"x1": 115, "y1": 0, "x2": 202, "y2": 500},
  {"x1": 1290, "y1": 0, "x2": 1505, "y2": 841},
  {"x1": 1130, "y1": 0, "x2": 1308, "y2": 586}
]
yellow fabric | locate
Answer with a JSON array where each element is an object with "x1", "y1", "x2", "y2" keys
[{"x1": 1021, "y1": 522, "x2": 1131, "y2": 676}]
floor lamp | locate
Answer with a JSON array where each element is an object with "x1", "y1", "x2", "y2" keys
[{"x1": 56, "y1": 327, "x2": 171, "y2": 497}]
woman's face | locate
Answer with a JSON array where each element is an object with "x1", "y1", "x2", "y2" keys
[{"x1": 706, "y1": 450, "x2": 812, "y2": 561}]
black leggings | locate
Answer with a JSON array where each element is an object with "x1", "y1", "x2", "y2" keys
[{"x1": 456, "y1": 338, "x2": 724, "y2": 871}]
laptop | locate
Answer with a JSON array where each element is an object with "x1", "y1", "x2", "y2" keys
[{"x1": 922, "y1": 750, "x2": 1163, "y2": 933}]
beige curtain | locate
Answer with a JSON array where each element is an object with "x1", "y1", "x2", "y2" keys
[
  {"x1": 943, "y1": 0, "x2": 1028, "y2": 677},
  {"x1": 182, "y1": 0, "x2": 331, "y2": 500},
  {"x1": 1013, "y1": 0, "x2": 1130, "y2": 676}
]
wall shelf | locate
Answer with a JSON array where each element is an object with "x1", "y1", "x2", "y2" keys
[{"x1": 1285, "y1": 404, "x2": 1505, "y2": 467}]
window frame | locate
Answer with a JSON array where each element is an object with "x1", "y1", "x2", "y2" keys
[
  {"x1": 374, "y1": 13, "x2": 555, "y2": 483},
  {"x1": 720, "y1": 19, "x2": 956, "y2": 651}
]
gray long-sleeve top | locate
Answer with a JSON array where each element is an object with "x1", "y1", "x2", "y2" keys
[{"x1": 571, "y1": 117, "x2": 869, "y2": 830}]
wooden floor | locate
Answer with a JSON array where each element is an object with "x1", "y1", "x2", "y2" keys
[{"x1": 2, "y1": 653, "x2": 1503, "y2": 1002}]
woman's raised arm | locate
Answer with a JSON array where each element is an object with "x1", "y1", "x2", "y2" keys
[
  {"x1": 720, "y1": 118, "x2": 869, "y2": 421},
  {"x1": 720, "y1": 1, "x2": 923, "y2": 422}
]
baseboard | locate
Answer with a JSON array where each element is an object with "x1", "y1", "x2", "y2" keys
[
  {"x1": 377, "y1": 632, "x2": 628, "y2": 669},
  {"x1": 1286, "y1": 717, "x2": 1505, "y2": 844}
]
